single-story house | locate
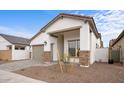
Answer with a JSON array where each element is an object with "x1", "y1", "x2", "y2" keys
[
  {"x1": 0, "y1": 34, "x2": 30, "y2": 61},
  {"x1": 111, "y1": 30, "x2": 124, "y2": 63},
  {"x1": 30, "y1": 13, "x2": 103, "y2": 66}
]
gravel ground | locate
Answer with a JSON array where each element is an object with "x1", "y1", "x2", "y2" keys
[{"x1": 14, "y1": 63, "x2": 124, "y2": 83}]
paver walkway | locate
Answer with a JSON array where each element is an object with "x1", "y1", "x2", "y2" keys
[
  {"x1": 0, "y1": 70, "x2": 45, "y2": 83},
  {"x1": 0, "y1": 60, "x2": 56, "y2": 71}
]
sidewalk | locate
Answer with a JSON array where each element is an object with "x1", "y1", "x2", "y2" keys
[{"x1": 0, "y1": 70, "x2": 46, "y2": 83}]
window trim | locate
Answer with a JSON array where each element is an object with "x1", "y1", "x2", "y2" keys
[
  {"x1": 15, "y1": 46, "x2": 25, "y2": 50},
  {"x1": 68, "y1": 39, "x2": 80, "y2": 57}
]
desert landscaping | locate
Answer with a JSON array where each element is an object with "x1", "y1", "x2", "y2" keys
[{"x1": 14, "y1": 62, "x2": 124, "y2": 83}]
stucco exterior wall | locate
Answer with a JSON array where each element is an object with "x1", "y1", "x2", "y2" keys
[
  {"x1": 49, "y1": 36, "x2": 57, "y2": 61},
  {"x1": 0, "y1": 36, "x2": 12, "y2": 50},
  {"x1": 57, "y1": 35, "x2": 64, "y2": 59},
  {"x1": 90, "y1": 31, "x2": 101, "y2": 64},
  {"x1": 30, "y1": 33, "x2": 50, "y2": 51},
  {"x1": 97, "y1": 38, "x2": 101, "y2": 47},
  {"x1": 11, "y1": 45, "x2": 30, "y2": 60},
  {"x1": 45, "y1": 17, "x2": 83, "y2": 33},
  {"x1": 95, "y1": 48, "x2": 108, "y2": 62},
  {"x1": 90, "y1": 32, "x2": 96, "y2": 64},
  {"x1": 80, "y1": 22, "x2": 90, "y2": 51},
  {"x1": 64, "y1": 29, "x2": 80, "y2": 56},
  {"x1": 30, "y1": 33, "x2": 57, "y2": 61}
]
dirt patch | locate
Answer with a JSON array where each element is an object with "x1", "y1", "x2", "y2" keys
[
  {"x1": 0, "y1": 60, "x2": 29, "y2": 65},
  {"x1": 14, "y1": 63, "x2": 124, "y2": 83}
]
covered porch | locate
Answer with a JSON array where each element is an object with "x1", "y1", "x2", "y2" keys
[
  {"x1": 48, "y1": 25, "x2": 90, "y2": 65},
  {"x1": 47, "y1": 23, "x2": 91, "y2": 66}
]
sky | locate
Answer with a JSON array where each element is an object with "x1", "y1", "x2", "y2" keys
[{"x1": 0, "y1": 10, "x2": 124, "y2": 47}]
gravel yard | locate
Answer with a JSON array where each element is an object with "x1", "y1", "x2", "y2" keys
[{"x1": 14, "y1": 62, "x2": 124, "y2": 83}]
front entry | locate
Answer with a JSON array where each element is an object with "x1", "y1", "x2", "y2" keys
[
  {"x1": 51, "y1": 43, "x2": 54, "y2": 62},
  {"x1": 32, "y1": 45, "x2": 44, "y2": 62}
]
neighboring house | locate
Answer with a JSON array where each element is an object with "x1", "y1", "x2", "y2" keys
[
  {"x1": 30, "y1": 13, "x2": 103, "y2": 66},
  {"x1": 0, "y1": 34, "x2": 30, "y2": 61},
  {"x1": 111, "y1": 30, "x2": 124, "y2": 63}
]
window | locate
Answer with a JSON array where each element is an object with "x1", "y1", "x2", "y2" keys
[
  {"x1": 77, "y1": 40, "x2": 80, "y2": 57},
  {"x1": 15, "y1": 47, "x2": 19, "y2": 50},
  {"x1": 20, "y1": 47, "x2": 25, "y2": 50},
  {"x1": 15, "y1": 46, "x2": 25, "y2": 50},
  {"x1": 96, "y1": 43, "x2": 99, "y2": 48},
  {"x1": 68, "y1": 40, "x2": 80, "y2": 57},
  {"x1": 7, "y1": 46, "x2": 12, "y2": 50},
  {"x1": 68, "y1": 40, "x2": 76, "y2": 57}
]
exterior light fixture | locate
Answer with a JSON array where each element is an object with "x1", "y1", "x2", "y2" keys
[{"x1": 44, "y1": 41, "x2": 47, "y2": 45}]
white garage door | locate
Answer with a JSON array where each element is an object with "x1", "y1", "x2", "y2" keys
[{"x1": 32, "y1": 45, "x2": 44, "y2": 62}]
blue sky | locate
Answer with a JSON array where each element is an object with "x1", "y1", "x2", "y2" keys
[{"x1": 0, "y1": 10, "x2": 124, "y2": 47}]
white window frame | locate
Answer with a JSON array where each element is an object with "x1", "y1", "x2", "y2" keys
[{"x1": 68, "y1": 39, "x2": 80, "y2": 57}]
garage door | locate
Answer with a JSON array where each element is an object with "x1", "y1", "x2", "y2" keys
[{"x1": 32, "y1": 45, "x2": 44, "y2": 62}]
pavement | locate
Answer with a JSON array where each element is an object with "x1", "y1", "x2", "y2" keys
[
  {"x1": 0, "y1": 70, "x2": 45, "y2": 83},
  {"x1": 0, "y1": 60, "x2": 56, "y2": 83},
  {"x1": 0, "y1": 60, "x2": 56, "y2": 71}
]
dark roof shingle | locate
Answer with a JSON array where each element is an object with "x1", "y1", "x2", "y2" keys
[{"x1": 0, "y1": 34, "x2": 30, "y2": 45}]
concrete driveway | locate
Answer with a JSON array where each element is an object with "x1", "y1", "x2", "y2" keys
[
  {"x1": 0, "y1": 60, "x2": 55, "y2": 83},
  {"x1": 0, "y1": 60, "x2": 54, "y2": 71},
  {"x1": 0, "y1": 61, "x2": 4, "y2": 64},
  {"x1": 0, "y1": 70, "x2": 45, "y2": 83}
]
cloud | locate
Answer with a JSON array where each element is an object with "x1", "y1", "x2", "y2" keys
[
  {"x1": 0, "y1": 26, "x2": 34, "y2": 39},
  {"x1": 71, "y1": 10, "x2": 85, "y2": 16},
  {"x1": 72, "y1": 10, "x2": 124, "y2": 47},
  {"x1": 92, "y1": 10, "x2": 124, "y2": 47}
]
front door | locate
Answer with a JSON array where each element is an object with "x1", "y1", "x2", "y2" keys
[{"x1": 51, "y1": 43, "x2": 54, "y2": 62}]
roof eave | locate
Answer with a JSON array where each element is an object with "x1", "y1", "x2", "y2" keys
[
  {"x1": 30, "y1": 13, "x2": 100, "y2": 41},
  {"x1": 112, "y1": 30, "x2": 124, "y2": 47}
]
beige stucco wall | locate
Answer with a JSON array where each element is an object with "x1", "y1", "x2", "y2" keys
[
  {"x1": 112, "y1": 36, "x2": 124, "y2": 62},
  {"x1": 90, "y1": 31, "x2": 101, "y2": 64},
  {"x1": 0, "y1": 36, "x2": 12, "y2": 50},
  {"x1": 45, "y1": 17, "x2": 83, "y2": 33},
  {"x1": 64, "y1": 29, "x2": 80, "y2": 56},
  {"x1": 95, "y1": 48, "x2": 108, "y2": 62},
  {"x1": 11, "y1": 45, "x2": 30, "y2": 60}
]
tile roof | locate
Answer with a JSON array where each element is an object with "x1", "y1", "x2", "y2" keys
[
  {"x1": 0, "y1": 34, "x2": 30, "y2": 45},
  {"x1": 31, "y1": 13, "x2": 100, "y2": 40}
]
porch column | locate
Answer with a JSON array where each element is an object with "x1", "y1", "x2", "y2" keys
[
  {"x1": 43, "y1": 35, "x2": 51, "y2": 62},
  {"x1": 79, "y1": 22, "x2": 90, "y2": 66},
  {"x1": 11, "y1": 45, "x2": 15, "y2": 60}
]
